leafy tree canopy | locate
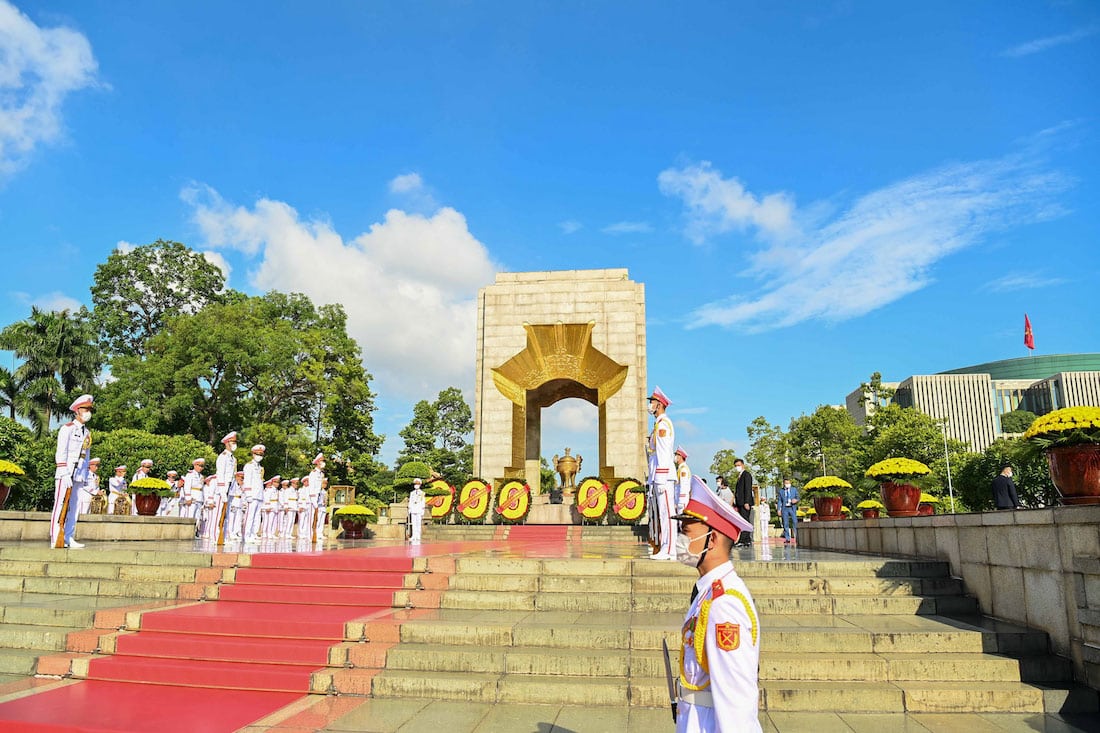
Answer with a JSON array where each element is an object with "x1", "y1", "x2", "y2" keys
[
  {"x1": 395, "y1": 387, "x2": 473, "y2": 485},
  {"x1": 90, "y1": 239, "x2": 227, "y2": 357},
  {"x1": 1000, "y1": 409, "x2": 1038, "y2": 435}
]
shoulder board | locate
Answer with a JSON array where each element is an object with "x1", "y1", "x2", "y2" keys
[{"x1": 711, "y1": 579, "x2": 725, "y2": 597}]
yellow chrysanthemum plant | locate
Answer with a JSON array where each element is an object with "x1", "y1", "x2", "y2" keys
[
  {"x1": 334, "y1": 504, "x2": 375, "y2": 521},
  {"x1": 802, "y1": 475, "x2": 853, "y2": 500},
  {"x1": 0, "y1": 459, "x2": 26, "y2": 480},
  {"x1": 855, "y1": 499, "x2": 885, "y2": 511},
  {"x1": 128, "y1": 477, "x2": 174, "y2": 497},
  {"x1": 1023, "y1": 406, "x2": 1100, "y2": 449},
  {"x1": 864, "y1": 457, "x2": 932, "y2": 486}
]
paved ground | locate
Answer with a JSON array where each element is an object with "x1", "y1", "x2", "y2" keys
[{"x1": 2, "y1": 533, "x2": 1098, "y2": 732}]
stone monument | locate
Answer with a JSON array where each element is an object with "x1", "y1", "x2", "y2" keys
[{"x1": 473, "y1": 270, "x2": 647, "y2": 492}]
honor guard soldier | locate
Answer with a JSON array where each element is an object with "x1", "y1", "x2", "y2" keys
[
  {"x1": 161, "y1": 470, "x2": 180, "y2": 516},
  {"x1": 672, "y1": 475, "x2": 761, "y2": 732},
  {"x1": 183, "y1": 459, "x2": 205, "y2": 523},
  {"x1": 228, "y1": 470, "x2": 246, "y2": 539},
  {"x1": 242, "y1": 445, "x2": 265, "y2": 541},
  {"x1": 674, "y1": 447, "x2": 692, "y2": 513},
  {"x1": 261, "y1": 475, "x2": 280, "y2": 538},
  {"x1": 309, "y1": 454, "x2": 327, "y2": 542},
  {"x1": 282, "y1": 478, "x2": 298, "y2": 538},
  {"x1": 297, "y1": 475, "x2": 314, "y2": 542},
  {"x1": 200, "y1": 475, "x2": 217, "y2": 539},
  {"x1": 108, "y1": 465, "x2": 128, "y2": 515},
  {"x1": 647, "y1": 386, "x2": 676, "y2": 560},
  {"x1": 408, "y1": 477, "x2": 425, "y2": 544},
  {"x1": 78, "y1": 458, "x2": 101, "y2": 516},
  {"x1": 51, "y1": 394, "x2": 94, "y2": 548},
  {"x1": 214, "y1": 432, "x2": 238, "y2": 544}
]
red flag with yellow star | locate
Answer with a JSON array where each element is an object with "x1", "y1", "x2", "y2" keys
[{"x1": 1024, "y1": 314, "x2": 1035, "y2": 351}]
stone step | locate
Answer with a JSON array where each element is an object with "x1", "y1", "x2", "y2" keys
[
  {"x1": 633, "y1": 575, "x2": 965, "y2": 597},
  {"x1": 0, "y1": 559, "x2": 203, "y2": 584},
  {"x1": 0, "y1": 647, "x2": 46, "y2": 675},
  {"x1": 19, "y1": 576, "x2": 182, "y2": 600},
  {"x1": 370, "y1": 670, "x2": 632, "y2": 707},
  {"x1": 0, "y1": 546, "x2": 213, "y2": 568},
  {"x1": 0, "y1": 623, "x2": 81, "y2": 651}
]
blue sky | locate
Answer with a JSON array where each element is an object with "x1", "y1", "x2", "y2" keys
[{"x1": 2, "y1": 1, "x2": 1098, "y2": 476}]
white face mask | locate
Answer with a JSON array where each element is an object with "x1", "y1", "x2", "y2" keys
[
  {"x1": 76, "y1": 409, "x2": 92, "y2": 424},
  {"x1": 735, "y1": 465, "x2": 744, "y2": 474},
  {"x1": 648, "y1": 401, "x2": 658, "y2": 416},
  {"x1": 675, "y1": 530, "x2": 712, "y2": 568},
  {"x1": 227, "y1": 443, "x2": 237, "y2": 452},
  {"x1": 253, "y1": 455, "x2": 262, "y2": 463}
]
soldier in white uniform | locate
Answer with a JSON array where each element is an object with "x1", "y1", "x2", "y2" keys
[
  {"x1": 674, "y1": 447, "x2": 692, "y2": 513},
  {"x1": 647, "y1": 386, "x2": 676, "y2": 560},
  {"x1": 50, "y1": 394, "x2": 94, "y2": 549},
  {"x1": 227, "y1": 470, "x2": 245, "y2": 539},
  {"x1": 214, "y1": 431, "x2": 238, "y2": 544},
  {"x1": 182, "y1": 459, "x2": 205, "y2": 523},
  {"x1": 108, "y1": 465, "x2": 128, "y2": 515},
  {"x1": 131, "y1": 459, "x2": 152, "y2": 515},
  {"x1": 280, "y1": 479, "x2": 297, "y2": 538},
  {"x1": 200, "y1": 475, "x2": 217, "y2": 539},
  {"x1": 242, "y1": 444, "x2": 265, "y2": 541},
  {"x1": 309, "y1": 454, "x2": 327, "y2": 542},
  {"x1": 261, "y1": 475, "x2": 280, "y2": 538},
  {"x1": 407, "y1": 477, "x2": 425, "y2": 544},
  {"x1": 672, "y1": 476, "x2": 761, "y2": 733},
  {"x1": 78, "y1": 458, "x2": 101, "y2": 516},
  {"x1": 160, "y1": 470, "x2": 180, "y2": 516},
  {"x1": 297, "y1": 475, "x2": 314, "y2": 542}
]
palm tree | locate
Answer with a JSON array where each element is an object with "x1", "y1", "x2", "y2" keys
[
  {"x1": 0, "y1": 366, "x2": 18, "y2": 421},
  {"x1": 0, "y1": 308, "x2": 101, "y2": 436}
]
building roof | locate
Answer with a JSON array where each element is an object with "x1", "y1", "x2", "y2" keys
[{"x1": 938, "y1": 353, "x2": 1100, "y2": 381}]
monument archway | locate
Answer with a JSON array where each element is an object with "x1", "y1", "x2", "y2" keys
[{"x1": 474, "y1": 270, "x2": 647, "y2": 491}]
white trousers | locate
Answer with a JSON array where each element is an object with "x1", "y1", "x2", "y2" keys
[
  {"x1": 656, "y1": 481, "x2": 675, "y2": 557},
  {"x1": 408, "y1": 512, "x2": 423, "y2": 542},
  {"x1": 50, "y1": 476, "x2": 81, "y2": 547},
  {"x1": 77, "y1": 490, "x2": 94, "y2": 516},
  {"x1": 243, "y1": 500, "x2": 262, "y2": 539},
  {"x1": 298, "y1": 506, "x2": 313, "y2": 540}
]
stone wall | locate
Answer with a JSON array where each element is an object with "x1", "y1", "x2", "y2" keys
[{"x1": 799, "y1": 505, "x2": 1100, "y2": 690}]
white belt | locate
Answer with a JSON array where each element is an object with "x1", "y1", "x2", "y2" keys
[{"x1": 680, "y1": 690, "x2": 713, "y2": 708}]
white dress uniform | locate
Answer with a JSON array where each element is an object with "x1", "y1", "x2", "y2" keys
[
  {"x1": 260, "y1": 478, "x2": 279, "y2": 538},
  {"x1": 108, "y1": 473, "x2": 128, "y2": 515},
  {"x1": 227, "y1": 472, "x2": 245, "y2": 539},
  {"x1": 298, "y1": 478, "x2": 315, "y2": 541},
  {"x1": 78, "y1": 467, "x2": 100, "y2": 516},
  {"x1": 677, "y1": 562, "x2": 762, "y2": 733},
  {"x1": 242, "y1": 452, "x2": 264, "y2": 541},
  {"x1": 648, "y1": 408, "x2": 676, "y2": 558},
  {"x1": 309, "y1": 466, "x2": 326, "y2": 541},
  {"x1": 408, "y1": 485, "x2": 425, "y2": 543},
  {"x1": 200, "y1": 476, "x2": 217, "y2": 538},
  {"x1": 51, "y1": 400, "x2": 93, "y2": 548},
  {"x1": 214, "y1": 440, "x2": 237, "y2": 541},
  {"x1": 282, "y1": 483, "x2": 298, "y2": 538},
  {"x1": 676, "y1": 458, "x2": 692, "y2": 513}
]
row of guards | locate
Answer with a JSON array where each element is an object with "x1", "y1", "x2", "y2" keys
[{"x1": 423, "y1": 476, "x2": 647, "y2": 525}]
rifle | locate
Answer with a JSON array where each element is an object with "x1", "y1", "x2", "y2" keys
[{"x1": 662, "y1": 638, "x2": 678, "y2": 722}]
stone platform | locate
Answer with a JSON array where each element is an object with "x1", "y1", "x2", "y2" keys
[{"x1": 0, "y1": 510, "x2": 198, "y2": 542}]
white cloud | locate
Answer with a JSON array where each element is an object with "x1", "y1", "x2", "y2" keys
[
  {"x1": 666, "y1": 154, "x2": 1070, "y2": 333},
  {"x1": 658, "y1": 161, "x2": 797, "y2": 244},
  {"x1": 601, "y1": 221, "x2": 653, "y2": 235},
  {"x1": 10, "y1": 290, "x2": 83, "y2": 312},
  {"x1": 1001, "y1": 24, "x2": 1099, "y2": 58},
  {"x1": 558, "y1": 219, "x2": 583, "y2": 235},
  {"x1": 0, "y1": 1, "x2": 99, "y2": 178},
  {"x1": 985, "y1": 273, "x2": 1066, "y2": 292},
  {"x1": 388, "y1": 172, "x2": 423, "y2": 193},
  {"x1": 200, "y1": 250, "x2": 232, "y2": 281},
  {"x1": 543, "y1": 400, "x2": 598, "y2": 432},
  {"x1": 183, "y1": 183, "x2": 499, "y2": 398},
  {"x1": 115, "y1": 240, "x2": 136, "y2": 254}
]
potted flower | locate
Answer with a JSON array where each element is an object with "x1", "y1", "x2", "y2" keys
[
  {"x1": 0, "y1": 459, "x2": 26, "y2": 510},
  {"x1": 128, "y1": 477, "x2": 173, "y2": 516},
  {"x1": 855, "y1": 499, "x2": 885, "y2": 519},
  {"x1": 865, "y1": 458, "x2": 931, "y2": 517},
  {"x1": 334, "y1": 504, "x2": 374, "y2": 539},
  {"x1": 802, "y1": 476, "x2": 852, "y2": 521},
  {"x1": 1023, "y1": 406, "x2": 1100, "y2": 505},
  {"x1": 804, "y1": 507, "x2": 816, "y2": 521},
  {"x1": 917, "y1": 493, "x2": 940, "y2": 516}
]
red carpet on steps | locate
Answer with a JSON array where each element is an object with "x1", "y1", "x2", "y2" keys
[{"x1": 0, "y1": 548, "x2": 415, "y2": 733}]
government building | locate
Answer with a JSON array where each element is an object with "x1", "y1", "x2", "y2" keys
[{"x1": 845, "y1": 353, "x2": 1100, "y2": 451}]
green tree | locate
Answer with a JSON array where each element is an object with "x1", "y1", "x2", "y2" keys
[
  {"x1": 396, "y1": 400, "x2": 436, "y2": 466},
  {"x1": 858, "y1": 371, "x2": 896, "y2": 411},
  {"x1": 90, "y1": 239, "x2": 227, "y2": 357},
  {"x1": 0, "y1": 366, "x2": 19, "y2": 421},
  {"x1": 745, "y1": 416, "x2": 789, "y2": 491},
  {"x1": 0, "y1": 307, "x2": 101, "y2": 436},
  {"x1": 863, "y1": 406, "x2": 969, "y2": 496},
  {"x1": 955, "y1": 438, "x2": 1055, "y2": 510},
  {"x1": 710, "y1": 449, "x2": 740, "y2": 482},
  {"x1": 434, "y1": 387, "x2": 473, "y2": 452},
  {"x1": 999, "y1": 409, "x2": 1037, "y2": 434},
  {"x1": 395, "y1": 387, "x2": 473, "y2": 485},
  {"x1": 787, "y1": 405, "x2": 863, "y2": 485}
]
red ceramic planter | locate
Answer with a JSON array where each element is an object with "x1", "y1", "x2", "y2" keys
[
  {"x1": 813, "y1": 496, "x2": 844, "y2": 521},
  {"x1": 917, "y1": 503, "x2": 935, "y2": 515},
  {"x1": 861, "y1": 508, "x2": 880, "y2": 519},
  {"x1": 1047, "y1": 444, "x2": 1100, "y2": 505},
  {"x1": 880, "y1": 482, "x2": 921, "y2": 517},
  {"x1": 133, "y1": 494, "x2": 160, "y2": 516}
]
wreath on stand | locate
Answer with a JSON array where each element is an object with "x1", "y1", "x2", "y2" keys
[
  {"x1": 574, "y1": 476, "x2": 610, "y2": 524},
  {"x1": 425, "y1": 479, "x2": 454, "y2": 523},
  {"x1": 455, "y1": 478, "x2": 492, "y2": 524},
  {"x1": 608, "y1": 477, "x2": 646, "y2": 525},
  {"x1": 493, "y1": 480, "x2": 532, "y2": 524}
]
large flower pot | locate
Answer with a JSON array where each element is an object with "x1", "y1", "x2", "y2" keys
[
  {"x1": 917, "y1": 503, "x2": 935, "y2": 516},
  {"x1": 880, "y1": 482, "x2": 921, "y2": 517},
  {"x1": 813, "y1": 496, "x2": 844, "y2": 521},
  {"x1": 133, "y1": 493, "x2": 160, "y2": 516},
  {"x1": 341, "y1": 519, "x2": 367, "y2": 539},
  {"x1": 861, "y1": 508, "x2": 880, "y2": 519},
  {"x1": 1047, "y1": 444, "x2": 1100, "y2": 505}
]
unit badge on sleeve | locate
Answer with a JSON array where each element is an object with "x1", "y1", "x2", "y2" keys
[{"x1": 715, "y1": 622, "x2": 740, "y2": 651}]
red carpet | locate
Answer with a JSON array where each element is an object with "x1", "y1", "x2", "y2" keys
[{"x1": 0, "y1": 548, "x2": 415, "y2": 732}]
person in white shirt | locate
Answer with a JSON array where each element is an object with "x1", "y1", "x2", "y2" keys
[
  {"x1": 408, "y1": 477, "x2": 426, "y2": 543},
  {"x1": 78, "y1": 458, "x2": 101, "y2": 516}
]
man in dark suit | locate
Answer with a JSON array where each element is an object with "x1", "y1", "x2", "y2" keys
[
  {"x1": 733, "y1": 458, "x2": 754, "y2": 546},
  {"x1": 991, "y1": 463, "x2": 1023, "y2": 510}
]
